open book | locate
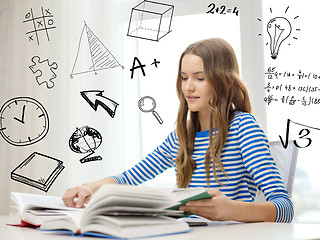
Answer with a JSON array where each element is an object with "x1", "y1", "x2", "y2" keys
[
  {"x1": 8, "y1": 192, "x2": 81, "y2": 227},
  {"x1": 38, "y1": 184, "x2": 211, "y2": 238}
]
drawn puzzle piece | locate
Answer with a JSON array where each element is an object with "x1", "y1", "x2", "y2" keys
[{"x1": 29, "y1": 56, "x2": 58, "y2": 89}]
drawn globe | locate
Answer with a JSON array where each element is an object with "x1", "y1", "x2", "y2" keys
[{"x1": 69, "y1": 126, "x2": 102, "y2": 154}]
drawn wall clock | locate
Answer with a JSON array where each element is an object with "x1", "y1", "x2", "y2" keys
[{"x1": 0, "y1": 97, "x2": 49, "y2": 146}]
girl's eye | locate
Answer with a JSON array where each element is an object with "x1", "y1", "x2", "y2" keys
[
  {"x1": 197, "y1": 78, "x2": 205, "y2": 81},
  {"x1": 181, "y1": 76, "x2": 188, "y2": 81}
]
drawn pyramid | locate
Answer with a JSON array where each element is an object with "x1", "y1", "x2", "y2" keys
[{"x1": 70, "y1": 23, "x2": 121, "y2": 78}]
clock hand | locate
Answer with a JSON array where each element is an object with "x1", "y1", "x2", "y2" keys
[
  {"x1": 13, "y1": 117, "x2": 24, "y2": 123},
  {"x1": 13, "y1": 105, "x2": 26, "y2": 124},
  {"x1": 21, "y1": 104, "x2": 26, "y2": 122}
]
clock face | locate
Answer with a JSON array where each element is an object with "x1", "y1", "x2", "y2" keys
[{"x1": 0, "y1": 97, "x2": 49, "y2": 146}]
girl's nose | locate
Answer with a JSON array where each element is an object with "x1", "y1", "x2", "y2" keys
[{"x1": 185, "y1": 79, "x2": 195, "y2": 92}]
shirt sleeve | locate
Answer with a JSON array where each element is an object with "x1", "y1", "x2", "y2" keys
[
  {"x1": 111, "y1": 131, "x2": 177, "y2": 185},
  {"x1": 237, "y1": 113, "x2": 294, "y2": 223}
]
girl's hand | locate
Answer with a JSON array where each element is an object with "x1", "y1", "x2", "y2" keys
[
  {"x1": 62, "y1": 177, "x2": 117, "y2": 208},
  {"x1": 179, "y1": 188, "x2": 236, "y2": 221},
  {"x1": 62, "y1": 184, "x2": 93, "y2": 208}
]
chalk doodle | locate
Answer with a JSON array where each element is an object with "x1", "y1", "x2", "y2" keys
[
  {"x1": 29, "y1": 56, "x2": 58, "y2": 89},
  {"x1": 265, "y1": 67, "x2": 320, "y2": 80},
  {"x1": 70, "y1": 22, "x2": 122, "y2": 78},
  {"x1": 258, "y1": 6, "x2": 300, "y2": 59},
  {"x1": 127, "y1": 0, "x2": 174, "y2": 41},
  {"x1": 23, "y1": 7, "x2": 56, "y2": 45},
  {"x1": 130, "y1": 57, "x2": 146, "y2": 79},
  {"x1": 11, "y1": 152, "x2": 64, "y2": 192},
  {"x1": 263, "y1": 67, "x2": 320, "y2": 106},
  {"x1": 264, "y1": 82, "x2": 320, "y2": 94},
  {"x1": 264, "y1": 95, "x2": 320, "y2": 106},
  {"x1": 206, "y1": 3, "x2": 239, "y2": 16},
  {"x1": 69, "y1": 126, "x2": 103, "y2": 163},
  {"x1": 0, "y1": 97, "x2": 49, "y2": 146},
  {"x1": 279, "y1": 119, "x2": 320, "y2": 149},
  {"x1": 130, "y1": 57, "x2": 160, "y2": 79},
  {"x1": 80, "y1": 90, "x2": 119, "y2": 118},
  {"x1": 151, "y1": 58, "x2": 160, "y2": 67},
  {"x1": 138, "y1": 96, "x2": 163, "y2": 124}
]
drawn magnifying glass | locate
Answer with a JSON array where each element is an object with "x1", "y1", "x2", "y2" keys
[{"x1": 138, "y1": 96, "x2": 163, "y2": 124}]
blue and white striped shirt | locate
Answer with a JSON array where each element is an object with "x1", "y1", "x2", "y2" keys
[{"x1": 113, "y1": 112, "x2": 294, "y2": 223}]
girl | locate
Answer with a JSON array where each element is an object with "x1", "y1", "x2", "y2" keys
[{"x1": 63, "y1": 38, "x2": 294, "y2": 223}]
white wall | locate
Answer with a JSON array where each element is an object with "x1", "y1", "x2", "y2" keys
[{"x1": 0, "y1": 0, "x2": 265, "y2": 215}]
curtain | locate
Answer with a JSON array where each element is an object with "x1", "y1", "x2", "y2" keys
[{"x1": 0, "y1": 0, "x2": 142, "y2": 214}]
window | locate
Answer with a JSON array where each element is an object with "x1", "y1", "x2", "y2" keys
[
  {"x1": 137, "y1": 12, "x2": 242, "y2": 187},
  {"x1": 262, "y1": 0, "x2": 320, "y2": 223}
]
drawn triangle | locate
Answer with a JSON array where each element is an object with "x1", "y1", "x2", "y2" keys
[
  {"x1": 70, "y1": 23, "x2": 121, "y2": 78},
  {"x1": 85, "y1": 25, "x2": 121, "y2": 70}
]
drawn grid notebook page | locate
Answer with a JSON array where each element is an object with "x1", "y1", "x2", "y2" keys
[{"x1": 11, "y1": 152, "x2": 64, "y2": 192}]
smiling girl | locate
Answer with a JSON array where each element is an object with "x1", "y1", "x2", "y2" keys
[{"x1": 63, "y1": 38, "x2": 294, "y2": 223}]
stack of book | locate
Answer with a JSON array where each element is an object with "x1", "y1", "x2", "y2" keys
[{"x1": 9, "y1": 184, "x2": 211, "y2": 239}]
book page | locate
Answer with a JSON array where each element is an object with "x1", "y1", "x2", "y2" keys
[
  {"x1": 91, "y1": 184, "x2": 175, "y2": 202},
  {"x1": 61, "y1": 209, "x2": 83, "y2": 227},
  {"x1": 84, "y1": 195, "x2": 178, "y2": 214},
  {"x1": 85, "y1": 185, "x2": 210, "y2": 215},
  {"x1": 81, "y1": 215, "x2": 189, "y2": 239},
  {"x1": 11, "y1": 192, "x2": 68, "y2": 213},
  {"x1": 39, "y1": 210, "x2": 83, "y2": 233},
  {"x1": 172, "y1": 187, "x2": 207, "y2": 201}
]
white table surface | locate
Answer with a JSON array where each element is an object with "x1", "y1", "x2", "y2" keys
[{"x1": 1, "y1": 215, "x2": 320, "y2": 240}]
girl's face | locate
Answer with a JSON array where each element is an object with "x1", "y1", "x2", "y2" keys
[{"x1": 181, "y1": 54, "x2": 213, "y2": 115}]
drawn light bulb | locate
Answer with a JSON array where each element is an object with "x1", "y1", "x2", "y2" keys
[{"x1": 267, "y1": 17, "x2": 292, "y2": 59}]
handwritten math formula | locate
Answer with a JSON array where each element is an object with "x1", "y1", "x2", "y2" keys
[
  {"x1": 206, "y1": 3, "x2": 239, "y2": 16},
  {"x1": 264, "y1": 95, "x2": 320, "y2": 106},
  {"x1": 279, "y1": 119, "x2": 320, "y2": 149},
  {"x1": 265, "y1": 67, "x2": 320, "y2": 80},
  {"x1": 263, "y1": 66, "x2": 320, "y2": 106},
  {"x1": 264, "y1": 82, "x2": 320, "y2": 93},
  {"x1": 264, "y1": 84, "x2": 320, "y2": 106}
]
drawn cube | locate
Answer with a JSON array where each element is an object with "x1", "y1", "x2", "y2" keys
[{"x1": 127, "y1": 0, "x2": 174, "y2": 41}]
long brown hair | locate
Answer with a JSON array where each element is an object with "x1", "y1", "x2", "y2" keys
[{"x1": 175, "y1": 38, "x2": 251, "y2": 188}]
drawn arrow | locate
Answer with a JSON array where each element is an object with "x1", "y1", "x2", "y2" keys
[{"x1": 80, "y1": 90, "x2": 119, "y2": 118}]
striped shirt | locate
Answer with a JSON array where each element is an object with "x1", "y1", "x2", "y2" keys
[{"x1": 112, "y1": 112, "x2": 294, "y2": 223}]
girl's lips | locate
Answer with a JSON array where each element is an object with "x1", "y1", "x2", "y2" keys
[{"x1": 187, "y1": 96, "x2": 199, "y2": 101}]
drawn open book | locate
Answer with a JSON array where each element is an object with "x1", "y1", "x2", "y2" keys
[{"x1": 38, "y1": 184, "x2": 211, "y2": 239}]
